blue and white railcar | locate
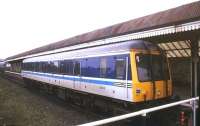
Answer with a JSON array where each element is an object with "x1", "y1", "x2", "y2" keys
[{"x1": 22, "y1": 40, "x2": 172, "y2": 103}]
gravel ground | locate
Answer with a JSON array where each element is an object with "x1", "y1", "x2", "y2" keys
[
  {"x1": 0, "y1": 76, "x2": 190, "y2": 126},
  {"x1": 0, "y1": 77, "x2": 99, "y2": 126}
]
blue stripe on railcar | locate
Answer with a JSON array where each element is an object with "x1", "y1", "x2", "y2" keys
[{"x1": 23, "y1": 71, "x2": 113, "y2": 86}]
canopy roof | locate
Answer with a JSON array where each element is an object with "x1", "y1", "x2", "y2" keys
[
  {"x1": 7, "y1": 1, "x2": 200, "y2": 61},
  {"x1": 158, "y1": 40, "x2": 200, "y2": 58}
]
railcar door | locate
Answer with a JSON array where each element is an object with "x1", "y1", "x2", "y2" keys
[
  {"x1": 125, "y1": 56, "x2": 129, "y2": 99},
  {"x1": 73, "y1": 61, "x2": 81, "y2": 90},
  {"x1": 115, "y1": 55, "x2": 129, "y2": 100}
]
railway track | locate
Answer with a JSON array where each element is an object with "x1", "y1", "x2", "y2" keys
[
  {"x1": 0, "y1": 75, "x2": 146, "y2": 126},
  {"x1": 4, "y1": 76, "x2": 138, "y2": 126},
  {"x1": 1, "y1": 75, "x2": 184, "y2": 126},
  {"x1": 0, "y1": 76, "x2": 101, "y2": 125}
]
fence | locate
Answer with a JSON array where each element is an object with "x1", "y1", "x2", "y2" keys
[{"x1": 79, "y1": 97, "x2": 199, "y2": 126}]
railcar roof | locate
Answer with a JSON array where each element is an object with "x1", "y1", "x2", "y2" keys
[
  {"x1": 23, "y1": 40, "x2": 162, "y2": 62},
  {"x1": 7, "y1": 1, "x2": 200, "y2": 60}
]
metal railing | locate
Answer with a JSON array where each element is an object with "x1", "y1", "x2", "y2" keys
[{"x1": 78, "y1": 97, "x2": 199, "y2": 126}]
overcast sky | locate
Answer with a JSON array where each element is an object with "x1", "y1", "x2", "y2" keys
[{"x1": 0, "y1": 0, "x2": 198, "y2": 59}]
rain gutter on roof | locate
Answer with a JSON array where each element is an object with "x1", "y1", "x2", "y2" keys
[{"x1": 6, "y1": 20, "x2": 200, "y2": 62}]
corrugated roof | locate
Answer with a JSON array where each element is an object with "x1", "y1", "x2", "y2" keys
[
  {"x1": 158, "y1": 40, "x2": 200, "y2": 58},
  {"x1": 7, "y1": 1, "x2": 200, "y2": 60}
]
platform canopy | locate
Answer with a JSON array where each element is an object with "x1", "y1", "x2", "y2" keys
[
  {"x1": 6, "y1": 1, "x2": 200, "y2": 61},
  {"x1": 157, "y1": 40, "x2": 200, "y2": 58}
]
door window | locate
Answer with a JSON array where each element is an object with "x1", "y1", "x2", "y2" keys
[
  {"x1": 74, "y1": 62, "x2": 80, "y2": 76},
  {"x1": 115, "y1": 59, "x2": 126, "y2": 79}
]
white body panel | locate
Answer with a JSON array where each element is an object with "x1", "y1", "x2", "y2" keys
[{"x1": 22, "y1": 71, "x2": 133, "y2": 102}]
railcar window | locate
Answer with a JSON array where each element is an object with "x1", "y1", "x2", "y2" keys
[
  {"x1": 33, "y1": 62, "x2": 36, "y2": 71},
  {"x1": 106, "y1": 56, "x2": 115, "y2": 79},
  {"x1": 26, "y1": 63, "x2": 28, "y2": 71},
  {"x1": 58, "y1": 60, "x2": 72, "y2": 75},
  {"x1": 60, "y1": 60, "x2": 66, "y2": 74},
  {"x1": 136, "y1": 54, "x2": 170, "y2": 82},
  {"x1": 80, "y1": 59, "x2": 87, "y2": 76},
  {"x1": 65, "y1": 60, "x2": 74, "y2": 75},
  {"x1": 28, "y1": 63, "x2": 31, "y2": 71},
  {"x1": 115, "y1": 59, "x2": 126, "y2": 79},
  {"x1": 85, "y1": 58, "x2": 100, "y2": 77},
  {"x1": 100, "y1": 57, "x2": 107, "y2": 78},
  {"x1": 39, "y1": 62, "x2": 42, "y2": 72},
  {"x1": 80, "y1": 55, "x2": 131, "y2": 80},
  {"x1": 49, "y1": 61, "x2": 54, "y2": 73},
  {"x1": 31, "y1": 62, "x2": 33, "y2": 71},
  {"x1": 31, "y1": 62, "x2": 35, "y2": 71},
  {"x1": 47, "y1": 61, "x2": 52, "y2": 73},
  {"x1": 26, "y1": 63, "x2": 29, "y2": 71},
  {"x1": 27, "y1": 63, "x2": 29, "y2": 71},
  {"x1": 128, "y1": 59, "x2": 132, "y2": 80},
  {"x1": 74, "y1": 61, "x2": 80, "y2": 75},
  {"x1": 36, "y1": 62, "x2": 40, "y2": 72},
  {"x1": 33, "y1": 63, "x2": 35, "y2": 71},
  {"x1": 152, "y1": 56, "x2": 163, "y2": 80},
  {"x1": 42, "y1": 62, "x2": 48, "y2": 73},
  {"x1": 136, "y1": 54, "x2": 151, "y2": 82},
  {"x1": 50, "y1": 61, "x2": 57, "y2": 73},
  {"x1": 34, "y1": 62, "x2": 38, "y2": 72},
  {"x1": 53, "y1": 61, "x2": 59, "y2": 73}
]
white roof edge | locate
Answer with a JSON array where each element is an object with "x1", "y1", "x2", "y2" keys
[{"x1": 6, "y1": 20, "x2": 200, "y2": 62}]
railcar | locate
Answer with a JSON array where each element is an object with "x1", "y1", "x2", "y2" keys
[{"x1": 21, "y1": 40, "x2": 172, "y2": 104}]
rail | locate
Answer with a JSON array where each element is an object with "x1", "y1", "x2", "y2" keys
[
  {"x1": 78, "y1": 97, "x2": 199, "y2": 126},
  {"x1": 5, "y1": 71, "x2": 21, "y2": 75}
]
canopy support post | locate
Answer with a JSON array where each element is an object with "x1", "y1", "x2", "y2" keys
[{"x1": 190, "y1": 36, "x2": 199, "y2": 126}]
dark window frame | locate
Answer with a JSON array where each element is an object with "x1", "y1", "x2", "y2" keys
[
  {"x1": 73, "y1": 61, "x2": 81, "y2": 76},
  {"x1": 115, "y1": 58, "x2": 126, "y2": 80},
  {"x1": 135, "y1": 53, "x2": 170, "y2": 82}
]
